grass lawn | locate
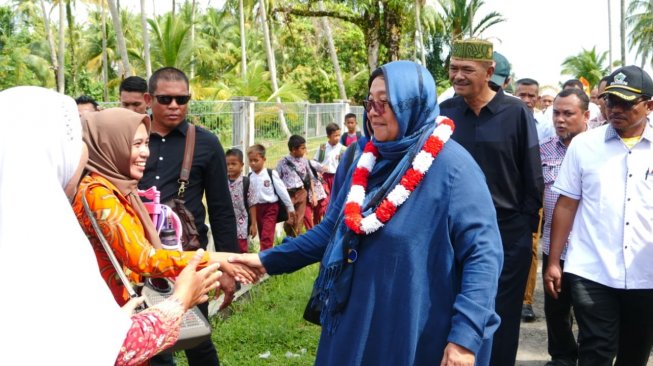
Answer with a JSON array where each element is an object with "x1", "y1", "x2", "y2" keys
[{"x1": 175, "y1": 264, "x2": 322, "y2": 366}]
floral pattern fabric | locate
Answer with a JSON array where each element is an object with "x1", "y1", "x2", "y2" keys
[
  {"x1": 73, "y1": 173, "x2": 210, "y2": 305},
  {"x1": 116, "y1": 298, "x2": 185, "y2": 366}
]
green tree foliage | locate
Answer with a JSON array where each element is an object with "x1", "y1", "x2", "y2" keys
[
  {"x1": 0, "y1": 0, "x2": 508, "y2": 104},
  {"x1": 626, "y1": 0, "x2": 653, "y2": 69},
  {"x1": 561, "y1": 47, "x2": 610, "y2": 89}
]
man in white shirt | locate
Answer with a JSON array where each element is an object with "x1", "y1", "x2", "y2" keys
[{"x1": 544, "y1": 65, "x2": 653, "y2": 366}]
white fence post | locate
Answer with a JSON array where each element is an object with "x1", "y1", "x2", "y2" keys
[
  {"x1": 334, "y1": 99, "x2": 349, "y2": 130},
  {"x1": 303, "y1": 102, "x2": 310, "y2": 139}
]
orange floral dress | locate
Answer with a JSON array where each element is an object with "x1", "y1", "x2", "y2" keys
[{"x1": 73, "y1": 173, "x2": 210, "y2": 305}]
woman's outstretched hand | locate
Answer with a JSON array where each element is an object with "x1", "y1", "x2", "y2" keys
[
  {"x1": 219, "y1": 261, "x2": 259, "y2": 284},
  {"x1": 228, "y1": 253, "x2": 266, "y2": 276},
  {"x1": 172, "y1": 249, "x2": 222, "y2": 310}
]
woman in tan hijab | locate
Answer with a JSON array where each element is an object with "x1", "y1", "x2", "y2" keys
[{"x1": 72, "y1": 108, "x2": 257, "y2": 307}]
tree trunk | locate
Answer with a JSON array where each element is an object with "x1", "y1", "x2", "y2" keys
[
  {"x1": 415, "y1": 0, "x2": 426, "y2": 65},
  {"x1": 101, "y1": 0, "x2": 109, "y2": 101},
  {"x1": 620, "y1": 0, "x2": 626, "y2": 66},
  {"x1": 259, "y1": 0, "x2": 291, "y2": 137},
  {"x1": 608, "y1": 0, "x2": 613, "y2": 70},
  {"x1": 57, "y1": 0, "x2": 65, "y2": 93},
  {"x1": 107, "y1": 0, "x2": 131, "y2": 77},
  {"x1": 39, "y1": 0, "x2": 59, "y2": 91},
  {"x1": 190, "y1": 0, "x2": 196, "y2": 79},
  {"x1": 66, "y1": 1, "x2": 77, "y2": 95},
  {"x1": 366, "y1": 29, "x2": 380, "y2": 71},
  {"x1": 319, "y1": 0, "x2": 347, "y2": 101},
  {"x1": 141, "y1": 0, "x2": 151, "y2": 78},
  {"x1": 384, "y1": 6, "x2": 402, "y2": 62},
  {"x1": 239, "y1": 0, "x2": 247, "y2": 80}
]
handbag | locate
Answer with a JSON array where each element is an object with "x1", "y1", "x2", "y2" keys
[
  {"x1": 302, "y1": 284, "x2": 322, "y2": 325},
  {"x1": 268, "y1": 169, "x2": 289, "y2": 223},
  {"x1": 163, "y1": 124, "x2": 202, "y2": 251},
  {"x1": 80, "y1": 189, "x2": 212, "y2": 352}
]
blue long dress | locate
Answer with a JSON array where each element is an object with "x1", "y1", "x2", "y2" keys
[{"x1": 261, "y1": 138, "x2": 502, "y2": 365}]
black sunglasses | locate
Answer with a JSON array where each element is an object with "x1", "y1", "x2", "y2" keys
[
  {"x1": 154, "y1": 95, "x2": 191, "y2": 105},
  {"x1": 363, "y1": 99, "x2": 390, "y2": 115},
  {"x1": 603, "y1": 95, "x2": 646, "y2": 110}
]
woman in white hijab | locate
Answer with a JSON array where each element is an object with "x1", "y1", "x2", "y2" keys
[{"x1": 0, "y1": 86, "x2": 220, "y2": 366}]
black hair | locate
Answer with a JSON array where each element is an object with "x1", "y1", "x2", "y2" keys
[
  {"x1": 344, "y1": 113, "x2": 356, "y2": 121},
  {"x1": 225, "y1": 148, "x2": 244, "y2": 163},
  {"x1": 368, "y1": 67, "x2": 385, "y2": 88},
  {"x1": 516, "y1": 78, "x2": 539, "y2": 87},
  {"x1": 75, "y1": 95, "x2": 98, "y2": 109},
  {"x1": 120, "y1": 76, "x2": 148, "y2": 93},
  {"x1": 326, "y1": 122, "x2": 340, "y2": 136},
  {"x1": 562, "y1": 79, "x2": 584, "y2": 90},
  {"x1": 555, "y1": 88, "x2": 590, "y2": 112},
  {"x1": 288, "y1": 134, "x2": 306, "y2": 151},
  {"x1": 246, "y1": 144, "x2": 266, "y2": 158},
  {"x1": 148, "y1": 67, "x2": 189, "y2": 94}
]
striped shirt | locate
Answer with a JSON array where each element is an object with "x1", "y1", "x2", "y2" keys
[{"x1": 539, "y1": 135, "x2": 569, "y2": 259}]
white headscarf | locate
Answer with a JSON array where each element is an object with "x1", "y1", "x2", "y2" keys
[{"x1": 0, "y1": 87, "x2": 131, "y2": 365}]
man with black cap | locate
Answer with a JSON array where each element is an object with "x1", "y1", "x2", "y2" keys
[
  {"x1": 544, "y1": 65, "x2": 653, "y2": 366},
  {"x1": 440, "y1": 39, "x2": 543, "y2": 366}
]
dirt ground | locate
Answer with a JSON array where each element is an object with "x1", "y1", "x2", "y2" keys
[{"x1": 514, "y1": 262, "x2": 653, "y2": 366}]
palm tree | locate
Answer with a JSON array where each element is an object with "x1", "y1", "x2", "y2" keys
[
  {"x1": 259, "y1": 0, "x2": 291, "y2": 137},
  {"x1": 415, "y1": 0, "x2": 426, "y2": 66},
  {"x1": 318, "y1": 0, "x2": 346, "y2": 101},
  {"x1": 148, "y1": 13, "x2": 192, "y2": 69},
  {"x1": 436, "y1": 0, "x2": 505, "y2": 42},
  {"x1": 560, "y1": 47, "x2": 610, "y2": 89},
  {"x1": 106, "y1": 0, "x2": 130, "y2": 77},
  {"x1": 620, "y1": 0, "x2": 626, "y2": 65},
  {"x1": 238, "y1": 0, "x2": 247, "y2": 80},
  {"x1": 38, "y1": 0, "x2": 60, "y2": 90},
  {"x1": 140, "y1": 0, "x2": 151, "y2": 78},
  {"x1": 626, "y1": 0, "x2": 653, "y2": 68},
  {"x1": 58, "y1": 0, "x2": 65, "y2": 92}
]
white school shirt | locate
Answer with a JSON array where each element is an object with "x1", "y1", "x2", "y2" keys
[
  {"x1": 552, "y1": 122, "x2": 653, "y2": 289},
  {"x1": 313, "y1": 142, "x2": 343, "y2": 174},
  {"x1": 248, "y1": 169, "x2": 294, "y2": 212}
]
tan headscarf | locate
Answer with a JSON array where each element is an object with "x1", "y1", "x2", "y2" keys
[{"x1": 82, "y1": 108, "x2": 163, "y2": 249}]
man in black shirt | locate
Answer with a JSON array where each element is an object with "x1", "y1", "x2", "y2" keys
[
  {"x1": 440, "y1": 39, "x2": 543, "y2": 366},
  {"x1": 139, "y1": 66, "x2": 237, "y2": 366}
]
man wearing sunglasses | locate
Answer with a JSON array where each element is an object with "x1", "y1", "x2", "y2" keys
[
  {"x1": 439, "y1": 39, "x2": 544, "y2": 366},
  {"x1": 544, "y1": 65, "x2": 653, "y2": 366},
  {"x1": 138, "y1": 67, "x2": 238, "y2": 366}
]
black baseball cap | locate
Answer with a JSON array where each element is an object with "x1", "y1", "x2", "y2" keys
[{"x1": 600, "y1": 65, "x2": 653, "y2": 101}]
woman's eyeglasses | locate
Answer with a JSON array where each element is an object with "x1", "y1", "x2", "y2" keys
[
  {"x1": 154, "y1": 95, "x2": 191, "y2": 105},
  {"x1": 603, "y1": 95, "x2": 647, "y2": 110},
  {"x1": 363, "y1": 99, "x2": 390, "y2": 115}
]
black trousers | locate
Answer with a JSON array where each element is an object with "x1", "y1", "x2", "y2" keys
[
  {"x1": 490, "y1": 230, "x2": 532, "y2": 366},
  {"x1": 542, "y1": 255, "x2": 577, "y2": 365},
  {"x1": 568, "y1": 273, "x2": 653, "y2": 366},
  {"x1": 150, "y1": 301, "x2": 220, "y2": 366}
]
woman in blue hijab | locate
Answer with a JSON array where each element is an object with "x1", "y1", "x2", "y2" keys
[{"x1": 231, "y1": 61, "x2": 503, "y2": 365}]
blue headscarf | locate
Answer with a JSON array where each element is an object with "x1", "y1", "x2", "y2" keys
[{"x1": 312, "y1": 61, "x2": 442, "y2": 332}]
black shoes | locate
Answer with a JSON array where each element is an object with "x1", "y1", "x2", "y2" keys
[{"x1": 521, "y1": 304, "x2": 536, "y2": 322}]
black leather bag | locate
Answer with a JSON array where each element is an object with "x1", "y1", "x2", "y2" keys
[
  {"x1": 164, "y1": 197, "x2": 201, "y2": 251},
  {"x1": 268, "y1": 169, "x2": 289, "y2": 223}
]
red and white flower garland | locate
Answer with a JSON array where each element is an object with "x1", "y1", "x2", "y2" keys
[{"x1": 343, "y1": 116, "x2": 455, "y2": 235}]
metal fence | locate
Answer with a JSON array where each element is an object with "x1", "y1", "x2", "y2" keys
[{"x1": 100, "y1": 100, "x2": 365, "y2": 169}]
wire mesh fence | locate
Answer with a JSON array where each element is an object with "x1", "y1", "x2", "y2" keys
[{"x1": 98, "y1": 100, "x2": 364, "y2": 169}]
